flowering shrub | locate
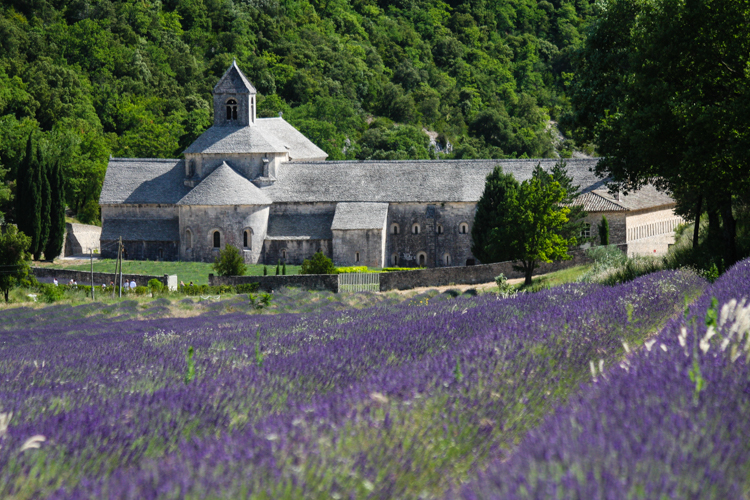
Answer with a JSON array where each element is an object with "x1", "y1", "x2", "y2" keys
[{"x1": 0, "y1": 268, "x2": 709, "y2": 498}]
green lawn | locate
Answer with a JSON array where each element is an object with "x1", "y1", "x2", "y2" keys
[
  {"x1": 516, "y1": 264, "x2": 593, "y2": 291},
  {"x1": 43, "y1": 259, "x2": 302, "y2": 285}
]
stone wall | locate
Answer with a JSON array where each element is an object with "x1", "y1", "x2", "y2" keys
[
  {"x1": 32, "y1": 267, "x2": 170, "y2": 288},
  {"x1": 179, "y1": 204, "x2": 269, "y2": 263},
  {"x1": 209, "y1": 273, "x2": 339, "y2": 292},
  {"x1": 263, "y1": 239, "x2": 331, "y2": 265},
  {"x1": 333, "y1": 228, "x2": 385, "y2": 267},
  {"x1": 64, "y1": 222, "x2": 102, "y2": 256},
  {"x1": 379, "y1": 250, "x2": 591, "y2": 291},
  {"x1": 386, "y1": 202, "x2": 475, "y2": 268}
]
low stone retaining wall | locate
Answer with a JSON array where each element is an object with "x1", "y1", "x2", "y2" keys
[
  {"x1": 209, "y1": 273, "x2": 339, "y2": 293},
  {"x1": 32, "y1": 267, "x2": 169, "y2": 288},
  {"x1": 378, "y1": 250, "x2": 591, "y2": 291}
]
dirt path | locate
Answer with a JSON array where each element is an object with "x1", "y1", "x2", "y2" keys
[{"x1": 387, "y1": 276, "x2": 529, "y2": 295}]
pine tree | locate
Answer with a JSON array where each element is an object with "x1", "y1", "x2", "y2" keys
[
  {"x1": 44, "y1": 157, "x2": 66, "y2": 260},
  {"x1": 16, "y1": 133, "x2": 42, "y2": 259}
]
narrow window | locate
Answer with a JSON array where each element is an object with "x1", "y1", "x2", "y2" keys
[
  {"x1": 418, "y1": 253, "x2": 426, "y2": 266},
  {"x1": 391, "y1": 223, "x2": 400, "y2": 235},
  {"x1": 227, "y1": 99, "x2": 237, "y2": 121},
  {"x1": 459, "y1": 223, "x2": 469, "y2": 234},
  {"x1": 244, "y1": 230, "x2": 251, "y2": 248},
  {"x1": 282, "y1": 249, "x2": 287, "y2": 260},
  {"x1": 213, "y1": 231, "x2": 221, "y2": 248},
  {"x1": 391, "y1": 253, "x2": 398, "y2": 266},
  {"x1": 158, "y1": 248, "x2": 164, "y2": 260},
  {"x1": 412, "y1": 223, "x2": 420, "y2": 235},
  {"x1": 186, "y1": 229, "x2": 193, "y2": 249},
  {"x1": 444, "y1": 253, "x2": 451, "y2": 266},
  {"x1": 355, "y1": 252, "x2": 360, "y2": 262},
  {"x1": 581, "y1": 223, "x2": 591, "y2": 239},
  {"x1": 437, "y1": 224, "x2": 443, "y2": 234}
]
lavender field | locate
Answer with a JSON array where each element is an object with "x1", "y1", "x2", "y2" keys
[{"x1": 1, "y1": 261, "x2": 747, "y2": 499}]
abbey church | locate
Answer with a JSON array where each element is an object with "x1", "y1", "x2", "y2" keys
[{"x1": 99, "y1": 62, "x2": 682, "y2": 267}]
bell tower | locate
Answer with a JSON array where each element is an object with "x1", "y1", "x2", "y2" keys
[{"x1": 212, "y1": 60, "x2": 257, "y2": 127}]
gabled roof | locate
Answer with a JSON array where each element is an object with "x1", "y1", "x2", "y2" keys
[
  {"x1": 177, "y1": 162, "x2": 272, "y2": 206},
  {"x1": 213, "y1": 60, "x2": 256, "y2": 94},
  {"x1": 182, "y1": 118, "x2": 328, "y2": 160},
  {"x1": 101, "y1": 219, "x2": 180, "y2": 242},
  {"x1": 263, "y1": 158, "x2": 603, "y2": 204},
  {"x1": 99, "y1": 158, "x2": 190, "y2": 205},
  {"x1": 331, "y1": 203, "x2": 389, "y2": 230},
  {"x1": 266, "y1": 213, "x2": 334, "y2": 240}
]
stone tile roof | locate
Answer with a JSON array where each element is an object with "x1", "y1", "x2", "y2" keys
[
  {"x1": 331, "y1": 203, "x2": 389, "y2": 230},
  {"x1": 182, "y1": 124, "x2": 286, "y2": 155},
  {"x1": 99, "y1": 158, "x2": 190, "y2": 205},
  {"x1": 101, "y1": 219, "x2": 180, "y2": 242},
  {"x1": 266, "y1": 213, "x2": 334, "y2": 240},
  {"x1": 177, "y1": 162, "x2": 272, "y2": 206},
  {"x1": 573, "y1": 191, "x2": 628, "y2": 212},
  {"x1": 214, "y1": 61, "x2": 256, "y2": 94},
  {"x1": 264, "y1": 158, "x2": 603, "y2": 203},
  {"x1": 182, "y1": 118, "x2": 327, "y2": 160},
  {"x1": 258, "y1": 118, "x2": 328, "y2": 160}
]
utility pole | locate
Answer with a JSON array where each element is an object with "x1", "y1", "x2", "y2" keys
[
  {"x1": 90, "y1": 248, "x2": 94, "y2": 300},
  {"x1": 113, "y1": 238, "x2": 121, "y2": 298}
]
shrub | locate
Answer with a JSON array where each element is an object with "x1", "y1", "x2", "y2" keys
[
  {"x1": 213, "y1": 245, "x2": 246, "y2": 277},
  {"x1": 381, "y1": 267, "x2": 419, "y2": 272},
  {"x1": 134, "y1": 286, "x2": 148, "y2": 295},
  {"x1": 236, "y1": 283, "x2": 260, "y2": 294},
  {"x1": 300, "y1": 251, "x2": 336, "y2": 275},
  {"x1": 335, "y1": 266, "x2": 370, "y2": 274},
  {"x1": 40, "y1": 284, "x2": 64, "y2": 303},
  {"x1": 495, "y1": 274, "x2": 515, "y2": 297},
  {"x1": 148, "y1": 279, "x2": 164, "y2": 293}
]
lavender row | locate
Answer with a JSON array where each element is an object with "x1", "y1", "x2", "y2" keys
[
  {"x1": 456, "y1": 257, "x2": 750, "y2": 499},
  {"x1": 0, "y1": 271, "x2": 706, "y2": 498}
]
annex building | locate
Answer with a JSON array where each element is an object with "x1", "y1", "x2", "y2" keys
[{"x1": 99, "y1": 62, "x2": 682, "y2": 267}]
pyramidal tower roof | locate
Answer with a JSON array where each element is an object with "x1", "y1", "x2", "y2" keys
[
  {"x1": 177, "y1": 162, "x2": 271, "y2": 206},
  {"x1": 213, "y1": 60, "x2": 256, "y2": 94}
]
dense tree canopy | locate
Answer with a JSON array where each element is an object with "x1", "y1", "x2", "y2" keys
[
  {"x1": 0, "y1": 0, "x2": 596, "y2": 223},
  {"x1": 570, "y1": 0, "x2": 750, "y2": 263}
]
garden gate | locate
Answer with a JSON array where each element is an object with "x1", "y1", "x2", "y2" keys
[{"x1": 338, "y1": 272, "x2": 380, "y2": 292}]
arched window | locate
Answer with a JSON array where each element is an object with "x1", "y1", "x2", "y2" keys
[
  {"x1": 243, "y1": 229, "x2": 252, "y2": 249},
  {"x1": 390, "y1": 223, "x2": 400, "y2": 235},
  {"x1": 444, "y1": 253, "x2": 451, "y2": 266},
  {"x1": 437, "y1": 224, "x2": 443, "y2": 234},
  {"x1": 459, "y1": 222, "x2": 469, "y2": 234},
  {"x1": 281, "y1": 249, "x2": 287, "y2": 261},
  {"x1": 355, "y1": 252, "x2": 360, "y2": 262},
  {"x1": 226, "y1": 99, "x2": 237, "y2": 120},
  {"x1": 417, "y1": 252, "x2": 427, "y2": 267},
  {"x1": 213, "y1": 231, "x2": 221, "y2": 248},
  {"x1": 391, "y1": 253, "x2": 398, "y2": 266},
  {"x1": 412, "y1": 223, "x2": 420, "y2": 235},
  {"x1": 185, "y1": 229, "x2": 193, "y2": 250}
]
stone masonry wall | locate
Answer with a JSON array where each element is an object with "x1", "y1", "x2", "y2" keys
[
  {"x1": 209, "y1": 273, "x2": 339, "y2": 293},
  {"x1": 379, "y1": 249, "x2": 590, "y2": 291},
  {"x1": 263, "y1": 239, "x2": 331, "y2": 265},
  {"x1": 32, "y1": 267, "x2": 169, "y2": 288},
  {"x1": 333, "y1": 228, "x2": 384, "y2": 267},
  {"x1": 386, "y1": 202, "x2": 475, "y2": 268}
]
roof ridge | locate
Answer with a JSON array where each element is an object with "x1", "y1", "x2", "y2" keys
[{"x1": 110, "y1": 158, "x2": 180, "y2": 162}]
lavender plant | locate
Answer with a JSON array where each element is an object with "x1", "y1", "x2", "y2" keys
[{"x1": 0, "y1": 268, "x2": 709, "y2": 499}]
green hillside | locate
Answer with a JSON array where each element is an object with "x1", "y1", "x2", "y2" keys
[{"x1": 0, "y1": 0, "x2": 595, "y2": 224}]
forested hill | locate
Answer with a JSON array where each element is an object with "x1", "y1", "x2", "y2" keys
[{"x1": 0, "y1": 0, "x2": 595, "y2": 224}]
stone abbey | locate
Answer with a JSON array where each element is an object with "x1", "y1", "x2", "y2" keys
[{"x1": 100, "y1": 62, "x2": 682, "y2": 267}]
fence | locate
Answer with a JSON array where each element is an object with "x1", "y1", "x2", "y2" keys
[{"x1": 338, "y1": 272, "x2": 380, "y2": 292}]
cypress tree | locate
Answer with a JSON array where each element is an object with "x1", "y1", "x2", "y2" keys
[
  {"x1": 36, "y1": 148, "x2": 51, "y2": 261},
  {"x1": 16, "y1": 133, "x2": 42, "y2": 258},
  {"x1": 275, "y1": 260, "x2": 280, "y2": 275},
  {"x1": 44, "y1": 157, "x2": 66, "y2": 260},
  {"x1": 599, "y1": 215, "x2": 610, "y2": 245},
  {"x1": 471, "y1": 165, "x2": 519, "y2": 264},
  {"x1": 282, "y1": 262, "x2": 286, "y2": 275}
]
